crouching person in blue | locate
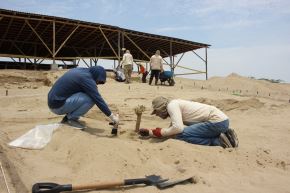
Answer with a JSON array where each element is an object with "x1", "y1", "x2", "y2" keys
[
  {"x1": 48, "y1": 66, "x2": 119, "y2": 129},
  {"x1": 139, "y1": 97, "x2": 238, "y2": 148}
]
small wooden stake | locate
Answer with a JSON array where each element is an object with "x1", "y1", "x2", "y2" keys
[{"x1": 134, "y1": 105, "x2": 146, "y2": 132}]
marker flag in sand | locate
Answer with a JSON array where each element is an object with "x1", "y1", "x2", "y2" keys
[{"x1": 8, "y1": 123, "x2": 60, "y2": 149}]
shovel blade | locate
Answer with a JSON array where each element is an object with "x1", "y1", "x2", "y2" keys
[{"x1": 157, "y1": 176, "x2": 194, "y2": 189}]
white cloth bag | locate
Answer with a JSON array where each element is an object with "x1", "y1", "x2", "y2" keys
[{"x1": 8, "y1": 123, "x2": 60, "y2": 149}]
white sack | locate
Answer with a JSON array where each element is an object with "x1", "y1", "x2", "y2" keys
[{"x1": 8, "y1": 123, "x2": 60, "y2": 149}]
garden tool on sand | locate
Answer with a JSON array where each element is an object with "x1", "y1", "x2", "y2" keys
[
  {"x1": 32, "y1": 175, "x2": 195, "y2": 193},
  {"x1": 109, "y1": 122, "x2": 118, "y2": 136},
  {"x1": 32, "y1": 175, "x2": 167, "y2": 193}
]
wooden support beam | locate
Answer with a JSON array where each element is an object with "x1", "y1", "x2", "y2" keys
[
  {"x1": 118, "y1": 30, "x2": 121, "y2": 67},
  {"x1": 56, "y1": 56, "x2": 116, "y2": 60},
  {"x1": 38, "y1": 59, "x2": 45, "y2": 64},
  {"x1": 162, "y1": 58, "x2": 170, "y2": 65},
  {"x1": 205, "y1": 47, "x2": 208, "y2": 80},
  {"x1": 81, "y1": 58, "x2": 90, "y2": 68},
  {"x1": 77, "y1": 28, "x2": 98, "y2": 46},
  {"x1": 12, "y1": 42, "x2": 33, "y2": 63},
  {"x1": 25, "y1": 20, "x2": 53, "y2": 56},
  {"x1": 174, "y1": 52, "x2": 185, "y2": 68},
  {"x1": 0, "y1": 53, "x2": 50, "y2": 59},
  {"x1": 53, "y1": 20, "x2": 55, "y2": 61},
  {"x1": 175, "y1": 65, "x2": 205, "y2": 73},
  {"x1": 99, "y1": 27, "x2": 119, "y2": 59},
  {"x1": 192, "y1": 50, "x2": 206, "y2": 62},
  {"x1": 170, "y1": 41, "x2": 173, "y2": 69},
  {"x1": 174, "y1": 72, "x2": 206, "y2": 76},
  {"x1": 54, "y1": 25, "x2": 80, "y2": 56},
  {"x1": 10, "y1": 57, "x2": 17, "y2": 62},
  {"x1": 123, "y1": 32, "x2": 150, "y2": 60},
  {"x1": 0, "y1": 17, "x2": 13, "y2": 48}
]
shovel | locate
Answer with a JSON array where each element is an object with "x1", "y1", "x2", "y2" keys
[{"x1": 32, "y1": 175, "x2": 168, "y2": 193}]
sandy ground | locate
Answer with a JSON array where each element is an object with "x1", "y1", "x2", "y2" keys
[{"x1": 0, "y1": 69, "x2": 290, "y2": 193}]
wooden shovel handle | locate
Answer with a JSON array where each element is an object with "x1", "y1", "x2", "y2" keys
[{"x1": 73, "y1": 181, "x2": 124, "y2": 191}]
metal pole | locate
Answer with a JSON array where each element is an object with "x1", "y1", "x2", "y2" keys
[
  {"x1": 170, "y1": 41, "x2": 173, "y2": 72},
  {"x1": 118, "y1": 30, "x2": 121, "y2": 68},
  {"x1": 205, "y1": 47, "x2": 208, "y2": 80},
  {"x1": 122, "y1": 32, "x2": 124, "y2": 49},
  {"x1": 52, "y1": 20, "x2": 56, "y2": 70}
]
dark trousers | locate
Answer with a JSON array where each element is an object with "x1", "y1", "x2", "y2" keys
[{"x1": 149, "y1": 70, "x2": 161, "y2": 85}]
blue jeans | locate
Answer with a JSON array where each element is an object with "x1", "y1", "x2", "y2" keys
[
  {"x1": 175, "y1": 119, "x2": 229, "y2": 146},
  {"x1": 50, "y1": 92, "x2": 94, "y2": 120}
]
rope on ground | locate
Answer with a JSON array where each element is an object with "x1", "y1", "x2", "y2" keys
[{"x1": 0, "y1": 162, "x2": 11, "y2": 193}]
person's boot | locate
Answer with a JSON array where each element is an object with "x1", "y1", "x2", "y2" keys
[
  {"x1": 66, "y1": 119, "x2": 86, "y2": 130},
  {"x1": 219, "y1": 133, "x2": 233, "y2": 148},
  {"x1": 149, "y1": 77, "x2": 153, "y2": 85},
  {"x1": 155, "y1": 79, "x2": 158, "y2": 85},
  {"x1": 61, "y1": 116, "x2": 86, "y2": 130},
  {"x1": 61, "y1": 115, "x2": 68, "y2": 123},
  {"x1": 225, "y1": 128, "x2": 239, "y2": 148}
]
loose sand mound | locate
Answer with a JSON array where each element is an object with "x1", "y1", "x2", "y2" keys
[{"x1": 0, "y1": 70, "x2": 290, "y2": 193}]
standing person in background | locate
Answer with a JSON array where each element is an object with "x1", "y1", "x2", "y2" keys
[
  {"x1": 121, "y1": 50, "x2": 134, "y2": 84},
  {"x1": 48, "y1": 66, "x2": 119, "y2": 129},
  {"x1": 149, "y1": 50, "x2": 163, "y2": 85},
  {"x1": 138, "y1": 63, "x2": 148, "y2": 83}
]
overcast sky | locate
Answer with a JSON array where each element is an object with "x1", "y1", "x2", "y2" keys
[{"x1": 1, "y1": 0, "x2": 290, "y2": 82}]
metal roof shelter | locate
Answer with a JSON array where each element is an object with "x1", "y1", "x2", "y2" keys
[{"x1": 0, "y1": 8, "x2": 211, "y2": 79}]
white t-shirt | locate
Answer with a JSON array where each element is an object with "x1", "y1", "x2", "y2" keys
[
  {"x1": 121, "y1": 53, "x2": 133, "y2": 66},
  {"x1": 150, "y1": 54, "x2": 163, "y2": 70},
  {"x1": 161, "y1": 99, "x2": 228, "y2": 136}
]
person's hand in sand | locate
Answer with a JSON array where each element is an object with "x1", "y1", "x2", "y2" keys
[
  {"x1": 47, "y1": 66, "x2": 119, "y2": 130},
  {"x1": 138, "y1": 96, "x2": 239, "y2": 148}
]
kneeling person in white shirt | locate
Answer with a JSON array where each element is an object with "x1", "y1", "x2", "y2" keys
[{"x1": 138, "y1": 97, "x2": 238, "y2": 148}]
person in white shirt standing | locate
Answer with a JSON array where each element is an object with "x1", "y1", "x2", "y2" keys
[
  {"x1": 138, "y1": 96, "x2": 239, "y2": 148},
  {"x1": 149, "y1": 50, "x2": 163, "y2": 85},
  {"x1": 121, "y1": 50, "x2": 134, "y2": 84}
]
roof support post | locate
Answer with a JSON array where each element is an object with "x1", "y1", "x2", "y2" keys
[
  {"x1": 99, "y1": 27, "x2": 119, "y2": 59},
  {"x1": 52, "y1": 20, "x2": 57, "y2": 69},
  {"x1": 123, "y1": 32, "x2": 150, "y2": 60},
  {"x1": 25, "y1": 20, "x2": 53, "y2": 56},
  {"x1": 205, "y1": 47, "x2": 208, "y2": 80},
  {"x1": 170, "y1": 41, "x2": 173, "y2": 72},
  {"x1": 54, "y1": 25, "x2": 79, "y2": 57},
  {"x1": 122, "y1": 32, "x2": 124, "y2": 49},
  {"x1": 118, "y1": 30, "x2": 121, "y2": 68}
]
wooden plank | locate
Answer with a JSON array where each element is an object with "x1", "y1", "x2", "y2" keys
[
  {"x1": 25, "y1": 20, "x2": 53, "y2": 56},
  {"x1": 54, "y1": 25, "x2": 80, "y2": 56},
  {"x1": 123, "y1": 32, "x2": 150, "y2": 60},
  {"x1": 99, "y1": 27, "x2": 119, "y2": 59}
]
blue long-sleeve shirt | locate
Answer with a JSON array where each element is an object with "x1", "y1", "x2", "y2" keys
[{"x1": 48, "y1": 66, "x2": 112, "y2": 116}]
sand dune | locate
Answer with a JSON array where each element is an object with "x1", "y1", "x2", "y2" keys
[{"x1": 0, "y1": 69, "x2": 290, "y2": 193}]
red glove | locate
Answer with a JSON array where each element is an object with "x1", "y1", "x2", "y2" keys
[
  {"x1": 139, "y1": 128, "x2": 162, "y2": 138},
  {"x1": 151, "y1": 127, "x2": 162, "y2": 137}
]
